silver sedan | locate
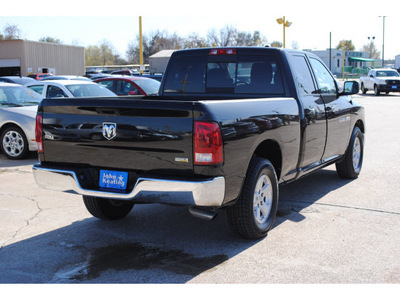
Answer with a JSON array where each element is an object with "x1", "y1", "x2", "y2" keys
[{"x1": 0, "y1": 82, "x2": 43, "y2": 159}]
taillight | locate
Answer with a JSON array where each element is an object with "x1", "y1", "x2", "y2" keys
[
  {"x1": 194, "y1": 121, "x2": 223, "y2": 165},
  {"x1": 209, "y1": 48, "x2": 237, "y2": 55},
  {"x1": 35, "y1": 113, "x2": 43, "y2": 153}
]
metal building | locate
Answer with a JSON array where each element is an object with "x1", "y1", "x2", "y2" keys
[
  {"x1": 0, "y1": 39, "x2": 85, "y2": 77},
  {"x1": 149, "y1": 50, "x2": 175, "y2": 74}
]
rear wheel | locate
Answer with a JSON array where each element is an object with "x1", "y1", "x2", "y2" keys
[
  {"x1": 83, "y1": 196, "x2": 134, "y2": 220},
  {"x1": 1, "y1": 127, "x2": 29, "y2": 159},
  {"x1": 227, "y1": 157, "x2": 279, "y2": 239},
  {"x1": 336, "y1": 126, "x2": 364, "y2": 179}
]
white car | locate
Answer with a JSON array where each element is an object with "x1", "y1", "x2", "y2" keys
[
  {"x1": 25, "y1": 80, "x2": 116, "y2": 99},
  {"x1": 0, "y1": 82, "x2": 43, "y2": 159}
]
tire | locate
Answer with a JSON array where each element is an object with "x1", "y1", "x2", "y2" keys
[
  {"x1": 1, "y1": 127, "x2": 29, "y2": 159},
  {"x1": 83, "y1": 196, "x2": 134, "y2": 220},
  {"x1": 227, "y1": 157, "x2": 279, "y2": 239},
  {"x1": 361, "y1": 83, "x2": 367, "y2": 94},
  {"x1": 336, "y1": 126, "x2": 364, "y2": 179},
  {"x1": 374, "y1": 85, "x2": 380, "y2": 96}
]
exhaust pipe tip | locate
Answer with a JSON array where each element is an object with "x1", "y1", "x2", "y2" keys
[{"x1": 189, "y1": 206, "x2": 219, "y2": 221}]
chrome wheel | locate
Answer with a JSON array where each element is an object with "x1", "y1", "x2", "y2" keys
[
  {"x1": 253, "y1": 174, "x2": 273, "y2": 224},
  {"x1": 352, "y1": 136, "x2": 361, "y2": 172},
  {"x1": 2, "y1": 130, "x2": 25, "y2": 158}
]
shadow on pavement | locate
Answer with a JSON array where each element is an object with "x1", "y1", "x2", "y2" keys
[{"x1": 0, "y1": 168, "x2": 353, "y2": 283}]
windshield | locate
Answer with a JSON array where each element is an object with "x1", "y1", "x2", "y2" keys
[
  {"x1": 133, "y1": 78, "x2": 161, "y2": 95},
  {"x1": 0, "y1": 85, "x2": 43, "y2": 107},
  {"x1": 65, "y1": 83, "x2": 116, "y2": 97},
  {"x1": 376, "y1": 70, "x2": 400, "y2": 77}
]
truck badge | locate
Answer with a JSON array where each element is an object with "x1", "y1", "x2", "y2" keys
[{"x1": 103, "y1": 122, "x2": 117, "y2": 140}]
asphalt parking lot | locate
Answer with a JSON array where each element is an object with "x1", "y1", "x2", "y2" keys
[{"x1": 0, "y1": 93, "x2": 399, "y2": 285}]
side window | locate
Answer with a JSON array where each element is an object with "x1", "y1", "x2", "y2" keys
[
  {"x1": 97, "y1": 80, "x2": 114, "y2": 91},
  {"x1": 115, "y1": 81, "x2": 139, "y2": 95},
  {"x1": 28, "y1": 85, "x2": 44, "y2": 95},
  {"x1": 122, "y1": 82, "x2": 140, "y2": 95},
  {"x1": 47, "y1": 85, "x2": 68, "y2": 98},
  {"x1": 309, "y1": 58, "x2": 337, "y2": 94},
  {"x1": 289, "y1": 55, "x2": 317, "y2": 97}
]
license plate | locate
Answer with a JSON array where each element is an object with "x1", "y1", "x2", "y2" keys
[
  {"x1": 392, "y1": 85, "x2": 397, "y2": 89},
  {"x1": 99, "y1": 170, "x2": 128, "y2": 190}
]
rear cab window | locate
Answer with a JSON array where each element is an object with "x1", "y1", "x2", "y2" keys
[{"x1": 163, "y1": 51, "x2": 285, "y2": 96}]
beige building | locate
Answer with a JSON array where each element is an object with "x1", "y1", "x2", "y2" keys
[{"x1": 0, "y1": 39, "x2": 85, "y2": 77}]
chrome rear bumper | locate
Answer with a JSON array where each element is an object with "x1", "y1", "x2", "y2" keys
[{"x1": 32, "y1": 164, "x2": 225, "y2": 207}]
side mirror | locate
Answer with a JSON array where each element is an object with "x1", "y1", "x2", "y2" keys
[
  {"x1": 340, "y1": 81, "x2": 359, "y2": 95},
  {"x1": 128, "y1": 91, "x2": 138, "y2": 95}
]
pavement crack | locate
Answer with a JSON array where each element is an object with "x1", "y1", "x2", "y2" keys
[
  {"x1": 280, "y1": 199, "x2": 400, "y2": 216},
  {"x1": 0, "y1": 193, "x2": 43, "y2": 251}
]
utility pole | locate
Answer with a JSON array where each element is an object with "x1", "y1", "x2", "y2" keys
[{"x1": 139, "y1": 16, "x2": 143, "y2": 75}]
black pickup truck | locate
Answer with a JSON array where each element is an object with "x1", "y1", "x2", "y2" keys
[{"x1": 33, "y1": 47, "x2": 365, "y2": 239}]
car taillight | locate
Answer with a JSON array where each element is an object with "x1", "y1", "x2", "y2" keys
[
  {"x1": 194, "y1": 121, "x2": 223, "y2": 165},
  {"x1": 209, "y1": 48, "x2": 237, "y2": 55},
  {"x1": 35, "y1": 113, "x2": 43, "y2": 153}
]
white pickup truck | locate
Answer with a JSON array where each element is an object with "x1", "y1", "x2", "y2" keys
[{"x1": 360, "y1": 68, "x2": 400, "y2": 96}]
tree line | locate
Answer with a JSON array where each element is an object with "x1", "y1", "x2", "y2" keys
[{"x1": 1, "y1": 23, "x2": 382, "y2": 66}]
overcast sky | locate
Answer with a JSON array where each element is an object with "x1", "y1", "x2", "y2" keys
[{"x1": 2, "y1": 0, "x2": 399, "y2": 60}]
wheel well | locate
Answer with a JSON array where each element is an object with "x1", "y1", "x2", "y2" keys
[
  {"x1": 0, "y1": 123, "x2": 22, "y2": 136},
  {"x1": 253, "y1": 140, "x2": 282, "y2": 180},
  {"x1": 355, "y1": 120, "x2": 365, "y2": 134}
]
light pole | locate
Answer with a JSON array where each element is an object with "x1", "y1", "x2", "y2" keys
[
  {"x1": 379, "y1": 16, "x2": 386, "y2": 67},
  {"x1": 276, "y1": 16, "x2": 292, "y2": 48}
]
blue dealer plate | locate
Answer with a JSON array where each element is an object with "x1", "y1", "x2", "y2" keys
[
  {"x1": 99, "y1": 170, "x2": 128, "y2": 190},
  {"x1": 392, "y1": 85, "x2": 397, "y2": 89}
]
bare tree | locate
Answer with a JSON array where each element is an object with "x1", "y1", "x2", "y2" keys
[
  {"x1": 126, "y1": 30, "x2": 184, "y2": 64},
  {"x1": 361, "y1": 41, "x2": 380, "y2": 59},
  {"x1": 126, "y1": 25, "x2": 269, "y2": 64},
  {"x1": 1, "y1": 23, "x2": 22, "y2": 40},
  {"x1": 182, "y1": 33, "x2": 210, "y2": 49},
  {"x1": 207, "y1": 25, "x2": 237, "y2": 47}
]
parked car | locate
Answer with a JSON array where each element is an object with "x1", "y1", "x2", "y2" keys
[
  {"x1": 0, "y1": 76, "x2": 37, "y2": 85},
  {"x1": 110, "y1": 69, "x2": 136, "y2": 76},
  {"x1": 25, "y1": 80, "x2": 116, "y2": 98},
  {"x1": 28, "y1": 73, "x2": 54, "y2": 80},
  {"x1": 40, "y1": 75, "x2": 91, "y2": 81},
  {"x1": 0, "y1": 82, "x2": 43, "y2": 159},
  {"x1": 360, "y1": 68, "x2": 400, "y2": 95},
  {"x1": 88, "y1": 74, "x2": 119, "y2": 81},
  {"x1": 139, "y1": 73, "x2": 163, "y2": 82},
  {"x1": 94, "y1": 76, "x2": 160, "y2": 96}
]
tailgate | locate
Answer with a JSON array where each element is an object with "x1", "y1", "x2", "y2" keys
[{"x1": 41, "y1": 97, "x2": 194, "y2": 173}]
